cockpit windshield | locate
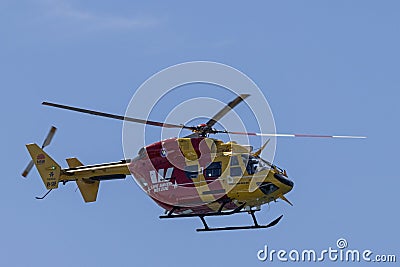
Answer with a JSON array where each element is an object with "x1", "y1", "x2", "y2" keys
[{"x1": 241, "y1": 154, "x2": 271, "y2": 175}]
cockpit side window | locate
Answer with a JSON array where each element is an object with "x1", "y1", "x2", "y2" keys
[
  {"x1": 242, "y1": 154, "x2": 258, "y2": 175},
  {"x1": 247, "y1": 158, "x2": 259, "y2": 175},
  {"x1": 242, "y1": 154, "x2": 269, "y2": 175}
]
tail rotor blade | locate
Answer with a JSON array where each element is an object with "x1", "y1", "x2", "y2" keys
[
  {"x1": 22, "y1": 160, "x2": 34, "y2": 178},
  {"x1": 41, "y1": 126, "x2": 57, "y2": 148},
  {"x1": 22, "y1": 126, "x2": 57, "y2": 178}
]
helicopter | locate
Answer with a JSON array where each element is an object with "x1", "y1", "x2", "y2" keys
[{"x1": 22, "y1": 94, "x2": 365, "y2": 232}]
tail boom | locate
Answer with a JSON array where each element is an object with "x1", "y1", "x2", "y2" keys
[{"x1": 25, "y1": 143, "x2": 129, "y2": 202}]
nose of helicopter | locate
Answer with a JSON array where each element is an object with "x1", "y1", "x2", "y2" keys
[{"x1": 274, "y1": 173, "x2": 294, "y2": 188}]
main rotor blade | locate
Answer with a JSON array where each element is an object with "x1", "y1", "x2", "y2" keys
[
  {"x1": 220, "y1": 130, "x2": 366, "y2": 139},
  {"x1": 206, "y1": 94, "x2": 250, "y2": 128},
  {"x1": 42, "y1": 102, "x2": 195, "y2": 130}
]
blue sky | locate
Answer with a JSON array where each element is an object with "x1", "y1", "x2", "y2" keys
[{"x1": 1, "y1": 1, "x2": 399, "y2": 266}]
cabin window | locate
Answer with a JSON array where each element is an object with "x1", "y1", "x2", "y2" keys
[
  {"x1": 204, "y1": 162, "x2": 222, "y2": 178},
  {"x1": 184, "y1": 165, "x2": 198, "y2": 179},
  {"x1": 230, "y1": 156, "x2": 239, "y2": 166},
  {"x1": 230, "y1": 166, "x2": 242, "y2": 177}
]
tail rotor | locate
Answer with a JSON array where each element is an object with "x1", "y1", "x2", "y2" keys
[{"x1": 22, "y1": 126, "x2": 57, "y2": 178}]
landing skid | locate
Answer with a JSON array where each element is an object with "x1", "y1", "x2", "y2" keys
[
  {"x1": 160, "y1": 203, "x2": 283, "y2": 232},
  {"x1": 197, "y1": 214, "x2": 283, "y2": 232}
]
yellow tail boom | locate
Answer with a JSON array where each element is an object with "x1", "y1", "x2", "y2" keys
[{"x1": 25, "y1": 143, "x2": 129, "y2": 202}]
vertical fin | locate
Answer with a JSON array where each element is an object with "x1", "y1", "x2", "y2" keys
[
  {"x1": 66, "y1": 158, "x2": 99, "y2": 202},
  {"x1": 77, "y1": 179, "x2": 99, "y2": 203},
  {"x1": 26, "y1": 143, "x2": 60, "y2": 189},
  {"x1": 66, "y1": 157, "x2": 83, "y2": 168}
]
